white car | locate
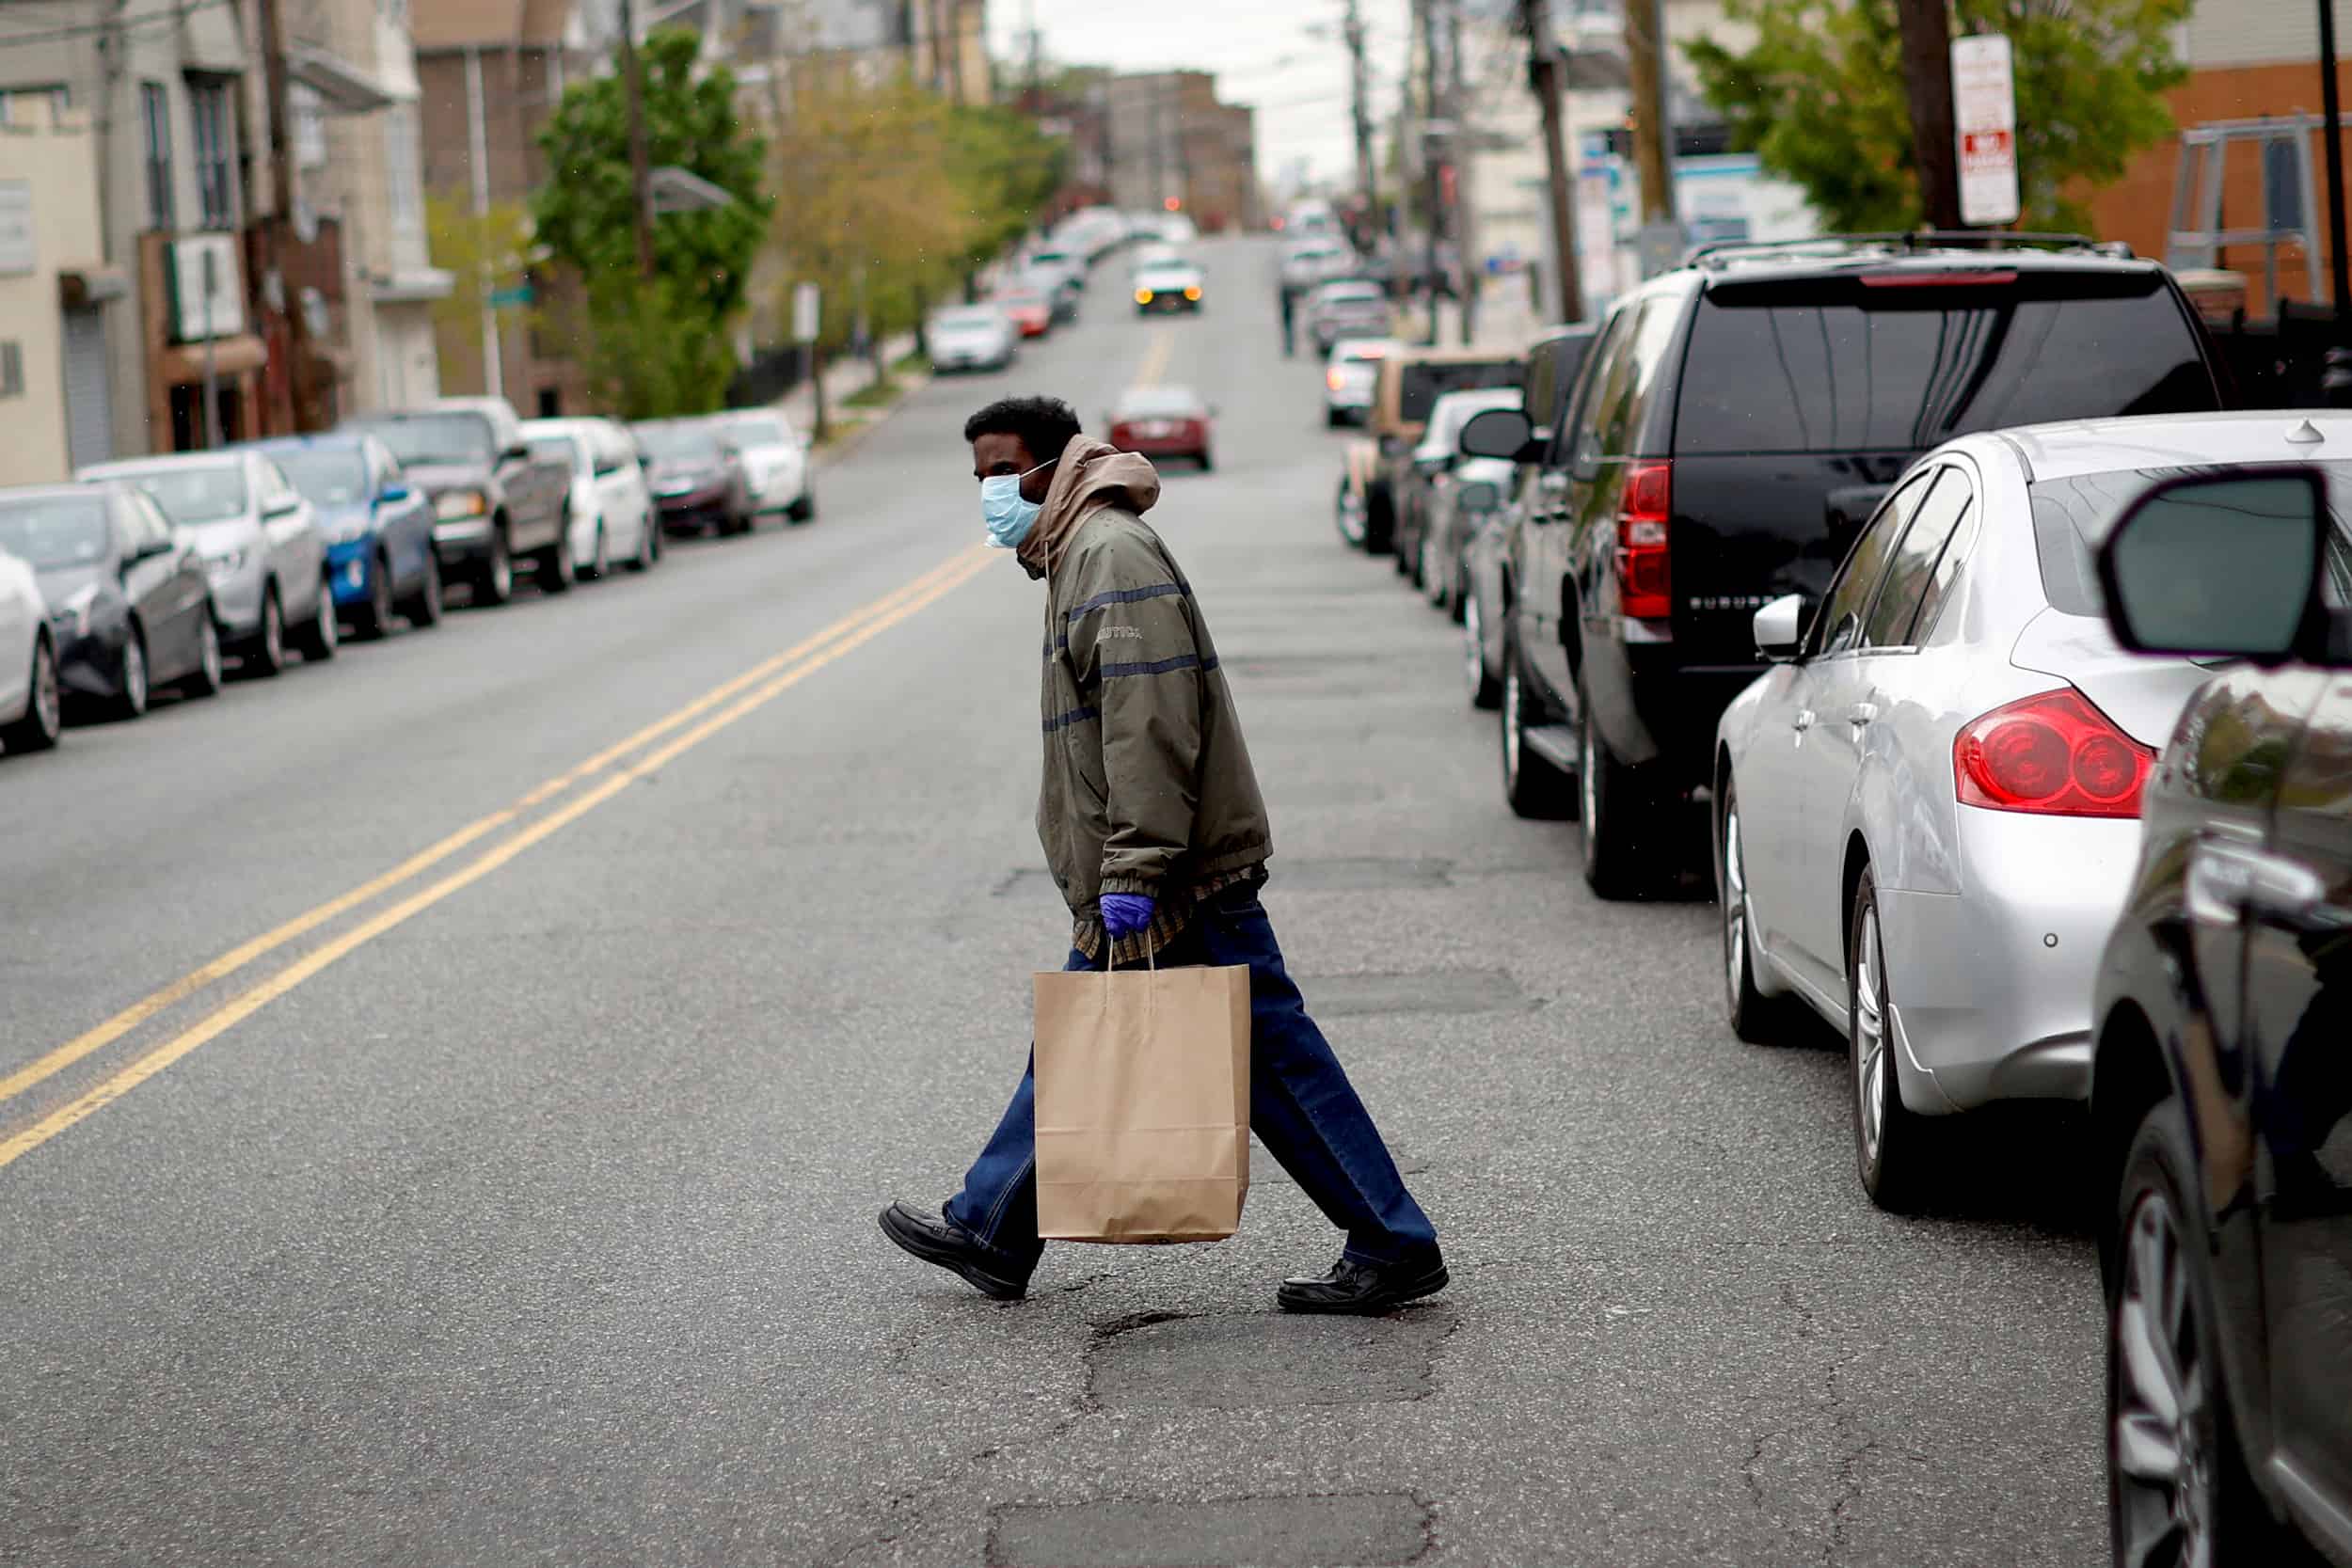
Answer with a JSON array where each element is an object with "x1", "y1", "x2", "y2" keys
[
  {"x1": 520, "y1": 417, "x2": 660, "y2": 577},
  {"x1": 1324, "y1": 338, "x2": 1392, "y2": 427},
  {"x1": 928, "y1": 305, "x2": 1019, "y2": 373},
  {"x1": 0, "y1": 543, "x2": 58, "y2": 755},
  {"x1": 1710, "y1": 412, "x2": 2341, "y2": 1209},
  {"x1": 713, "y1": 410, "x2": 814, "y2": 524},
  {"x1": 79, "y1": 450, "x2": 333, "y2": 676}
]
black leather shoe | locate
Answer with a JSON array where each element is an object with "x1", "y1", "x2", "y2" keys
[
  {"x1": 878, "y1": 1201, "x2": 1029, "y2": 1301},
  {"x1": 1277, "y1": 1251, "x2": 1449, "y2": 1315}
]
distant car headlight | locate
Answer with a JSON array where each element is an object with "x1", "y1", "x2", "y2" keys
[
  {"x1": 201, "y1": 548, "x2": 248, "y2": 584},
  {"x1": 50, "y1": 582, "x2": 102, "y2": 638},
  {"x1": 435, "y1": 489, "x2": 488, "y2": 521}
]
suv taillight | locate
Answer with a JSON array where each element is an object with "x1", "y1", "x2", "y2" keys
[
  {"x1": 1954, "y1": 688, "x2": 2153, "y2": 818},
  {"x1": 1615, "y1": 460, "x2": 1672, "y2": 620},
  {"x1": 1327, "y1": 367, "x2": 1345, "y2": 391}
]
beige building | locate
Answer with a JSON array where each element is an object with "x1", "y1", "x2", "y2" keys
[{"x1": 0, "y1": 99, "x2": 126, "y2": 484}]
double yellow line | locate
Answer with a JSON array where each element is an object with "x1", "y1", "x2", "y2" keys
[{"x1": 0, "y1": 542, "x2": 994, "y2": 1172}]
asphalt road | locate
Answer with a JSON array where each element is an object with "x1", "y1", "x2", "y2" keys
[{"x1": 0, "y1": 237, "x2": 2106, "y2": 1568}]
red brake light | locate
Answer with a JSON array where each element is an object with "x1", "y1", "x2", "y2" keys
[
  {"x1": 1954, "y1": 688, "x2": 2153, "y2": 818},
  {"x1": 1859, "y1": 269, "x2": 2018, "y2": 288},
  {"x1": 1327, "y1": 368, "x2": 1345, "y2": 391},
  {"x1": 1615, "y1": 460, "x2": 1672, "y2": 620}
]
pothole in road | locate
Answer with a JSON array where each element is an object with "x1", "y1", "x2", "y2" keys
[
  {"x1": 988, "y1": 1493, "x2": 1431, "y2": 1568},
  {"x1": 1087, "y1": 1308, "x2": 1454, "y2": 1410}
]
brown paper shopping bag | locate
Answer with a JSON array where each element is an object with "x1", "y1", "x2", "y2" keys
[{"x1": 1032, "y1": 957, "x2": 1251, "y2": 1243}]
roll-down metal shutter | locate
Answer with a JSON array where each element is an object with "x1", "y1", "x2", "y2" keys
[{"x1": 61, "y1": 308, "x2": 114, "y2": 470}]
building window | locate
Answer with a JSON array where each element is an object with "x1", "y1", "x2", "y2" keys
[
  {"x1": 188, "y1": 77, "x2": 236, "y2": 230},
  {"x1": 141, "y1": 82, "x2": 175, "y2": 232},
  {"x1": 293, "y1": 84, "x2": 326, "y2": 170},
  {"x1": 384, "y1": 103, "x2": 422, "y2": 239},
  {"x1": 0, "y1": 341, "x2": 23, "y2": 399}
]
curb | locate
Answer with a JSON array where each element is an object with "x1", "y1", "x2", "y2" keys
[{"x1": 810, "y1": 370, "x2": 934, "y2": 471}]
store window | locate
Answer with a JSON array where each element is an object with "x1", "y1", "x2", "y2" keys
[{"x1": 187, "y1": 77, "x2": 236, "y2": 230}]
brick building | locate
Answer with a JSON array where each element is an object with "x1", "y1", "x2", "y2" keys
[{"x1": 1101, "y1": 71, "x2": 1260, "y2": 232}]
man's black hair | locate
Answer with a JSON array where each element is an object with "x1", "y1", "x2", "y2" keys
[{"x1": 962, "y1": 396, "x2": 1082, "y2": 460}]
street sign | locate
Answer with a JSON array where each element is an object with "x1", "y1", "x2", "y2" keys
[
  {"x1": 1951, "y1": 34, "x2": 2021, "y2": 228},
  {"x1": 792, "y1": 281, "x2": 820, "y2": 344},
  {"x1": 487, "y1": 282, "x2": 534, "y2": 309}
]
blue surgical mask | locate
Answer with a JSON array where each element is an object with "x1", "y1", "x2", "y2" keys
[{"x1": 980, "y1": 459, "x2": 1055, "y2": 549}]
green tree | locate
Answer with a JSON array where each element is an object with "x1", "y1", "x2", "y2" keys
[
  {"x1": 425, "y1": 196, "x2": 535, "y2": 388},
  {"x1": 532, "y1": 27, "x2": 771, "y2": 416},
  {"x1": 1687, "y1": 0, "x2": 2189, "y2": 233},
  {"x1": 941, "y1": 102, "x2": 1068, "y2": 290}
]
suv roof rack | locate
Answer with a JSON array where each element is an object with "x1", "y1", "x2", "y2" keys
[{"x1": 1683, "y1": 231, "x2": 2135, "y2": 269}]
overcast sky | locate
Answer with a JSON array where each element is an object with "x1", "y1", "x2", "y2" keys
[{"x1": 987, "y1": 0, "x2": 1417, "y2": 187}]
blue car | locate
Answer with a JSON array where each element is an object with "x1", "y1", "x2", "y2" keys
[{"x1": 241, "y1": 434, "x2": 440, "y2": 639}]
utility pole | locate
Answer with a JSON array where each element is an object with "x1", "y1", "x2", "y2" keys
[
  {"x1": 1624, "y1": 0, "x2": 1676, "y2": 270},
  {"x1": 1418, "y1": 0, "x2": 1441, "y2": 344},
  {"x1": 1343, "y1": 0, "x2": 1377, "y2": 231},
  {"x1": 2319, "y1": 0, "x2": 2351, "y2": 320},
  {"x1": 1895, "y1": 0, "x2": 1962, "y2": 230},
  {"x1": 618, "y1": 0, "x2": 658, "y2": 280},
  {"x1": 1446, "y1": 0, "x2": 1475, "y2": 343},
  {"x1": 256, "y1": 0, "x2": 310, "y2": 431},
  {"x1": 1519, "y1": 0, "x2": 1582, "y2": 322}
]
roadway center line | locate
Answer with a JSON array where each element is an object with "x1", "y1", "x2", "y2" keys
[
  {"x1": 0, "y1": 546, "x2": 997, "y2": 1173},
  {"x1": 1133, "y1": 326, "x2": 1172, "y2": 390},
  {"x1": 0, "y1": 543, "x2": 988, "y2": 1116}
]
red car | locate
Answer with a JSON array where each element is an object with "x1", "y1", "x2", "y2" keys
[
  {"x1": 994, "y1": 289, "x2": 1052, "y2": 338},
  {"x1": 1106, "y1": 385, "x2": 1215, "y2": 470}
]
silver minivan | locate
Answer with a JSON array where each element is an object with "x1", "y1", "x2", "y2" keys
[{"x1": 79, "y1": 451, "x2": 335, "y2": 674}]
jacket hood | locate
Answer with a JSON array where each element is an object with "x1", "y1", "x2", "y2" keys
[{"x1": 1017, "y1": 436, "x2": 1160, "y2": 578}]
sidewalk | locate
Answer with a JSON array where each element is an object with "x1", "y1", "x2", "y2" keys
[{"x1": 776, "y1": 328, "x2": 922, "y2": 449}]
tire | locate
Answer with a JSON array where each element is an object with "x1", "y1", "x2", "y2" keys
[
  {"x1": 584, "y1": 524, "x2": 609, "y2": 582},
  {"x1": 293, "y1": 578, "x2": 339, "y2": 661},
  {"x1": 179, "y1": 610, "x2": 222, "y2": 697},
  {"x1": 1395, "y1": 518, "x2": 1418, "y2": 578},
  {"x1": 1848, "y1": 866, "x2": 1931, "y2": 1210},
  {"x1": 1422, "y1": 531, "x2": 1448, "y2": 607},
  {"x1": 1500, "y1": 634, "x2": 1575, "y2": 819},
  {"x1": 1335, "y1": 480, "x2": 1368, "y2": 549},
  {"x1": 1197, "y1": 450, "x2": 1214, "y2": 472},
  {"x1": 629, "y1": 512, "x2": 657, "y2": 573},
  {"x1": 1578, "y1": 677, "x2": 1661, "y2": 900},
  {"x1": 355, "y1": 552, "x2": 395, "y2": 640},
  {"x1": 1464, "y1": 591, "x2": 1502, "y2": 710},
  {"x1": 2106, "y1": 1100, "x2": 2290, "y2": 1568},
  {"x1": 1, "y1": 636, "x2": 61, "y2": 752},
  {"x1": 1718, "y1": 781, "x2": 1797, "y2": 1045},
  {"x1": 111, "y1": 626, "x2": 150, "y2": 720},
  {"x1": 537, "y1": 511, "x2": 577, "y2": 592},
  {"x1": 475, "y1": 528, "x2": 515, "y2": 607},
  {"x1": 1325, "y1": 408, "x2": 1343, "y2": 429},
  {"x1": 245, "y1": 586, "x2": 288, "y2": 676},
  {"x1": 400, "y1": 551, "x2": 443, "y2": 627},
  {"x1": 787, "y1": 485, "x2": 816, "y2": 522},
  {"x1": 1364, "y1": 484, "x2": 1395, "y2": 555}
]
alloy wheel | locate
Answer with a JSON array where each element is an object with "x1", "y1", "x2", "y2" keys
[
  {"x1": 120, "y1": 634, "x2": 148, "y2": 716},
  {"x1": 1723, "y1": 805, "x2": 1749, "y2": 1006},
  {"x1": 1579, "y1": 706, "x2": 1599, "y2": 841},
  {"x1": 1502, "y1": 659, "x2": 1523, "y2": 786},
  {"x1": 1852, "y1": 902, "x2": 1890, "y2": 1167},
  {"x1": 316, "y1": 586, "x2": 339, "y2": 653},
  {"x1": 261, "y1": 594, "x2": 284, "y2": 669},
  {"x1": 1464, "y1": 595, "x2": 1486, "y2": 700},
  {"x1": 196, "y1": 617, "x2": 221, "y2": 690},
  {"x1": 2112, "y1": 1186, "x2": 2216, "y2": 1568},
  {"x1": 489, "y1": 537, "x2": 513, "y2": 601},
  {"x1": 32, "y1": 640, "x2": 59, "y2": 738}
]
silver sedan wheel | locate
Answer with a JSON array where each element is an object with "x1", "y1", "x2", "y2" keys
[
  {"x1": 1463, "y1": 594, "x2": 1486, "y2": 698},
  {"x1": 1852, "y1": 901, "x2": 1890, "y2": 1167},
  {"x1": 2112, "y1": 1186, "x2": 2215, "y2": 1568},
  {"x1": 1722, "y1": 805, "x2": 1749, "y2": 1004},
  {"x1": 32, "y1": 640, "x2": 59, "y2": 736}
]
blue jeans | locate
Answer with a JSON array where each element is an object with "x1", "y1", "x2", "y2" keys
[{"x1": 946, "y1": 884, "x2": 1438, "y2": 1279}]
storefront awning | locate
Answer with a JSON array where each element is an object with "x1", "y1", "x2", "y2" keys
[
  {"x1": 287, "y1": 43, "x2": 397, "y2": 113},
  {"x1": 58, "y1": 264, "x2": 131, "y2": 307},
  {"x1": 156, "y1": 332, "x2": 268, "y2": 386}
]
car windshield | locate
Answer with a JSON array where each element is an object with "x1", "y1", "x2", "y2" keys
[
  {"x1": 348, "y1": 413, "x2": 495, "y2": 467},
  {"x1": 634, "y1": 424, "x2": 721, "y2": 463},
  {"x1": 269, "y1": 449, "x2": 370, "y2": 507},
  {"x1": 1677, "y1": 272, "x2": 2217, "y2": 455},
  {"x1": 721, "y1": 416, "x2": 790, "y2": 448},
  {"x1": 1398, "y1": 360, "x2": 1522, "y2": 423},
  {"x1": 1138, "y1": 265, "x2": 1195, "y2": 285},
  {"x1": 529, "y1": 437, "x2": 580, "y2": 473},
  {"x1": 98, "y1": 464, "x2": 248, "y2": 524},
  {"x1": 1118, "y1": 389, "x2": 1202, "y2": 419},
  {"x1": 2030, "y1": 460, "x2": 2352, "y2": 617},
  {"x1": 1336, "y1": 341, "x2": 1391, "y2": 363},
  {"x1": 0, "y1": 494, "x2": 111, "y2": 568},
  {"x1": 1319, "y1": 284, "x2": 1382, "y2": 303},
  {"x1": 932, "y1": 309, "x2": 1001, "y2": 331}
]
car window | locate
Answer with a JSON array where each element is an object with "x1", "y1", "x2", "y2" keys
[
  {"x1": 99, "y1": 463, "x2": 249, "y2": 524},
  {"x1": 130, "y1": 492, "x2": 176, "y2": 550},
  {"x1": 1675, "y1": 272, "x2": 2217, "y2": 455},
  {"x1": 1555, "y1": 308, "x2": 1633, "y2": 466},
  {"x1": 1863, "y1": 468, "x2": 1974, "y2": 647},
  {"x1": 1571, "y1": 305, "x2": 1654, "y2": 469},
  {"x1": 0, "y1": 493, "x2": 112, "y2": 566},
  {"x1": 529, "y1": 436, "x2": 580, "y2": 474},
  {"x1": 1397, "y1": 359, "x2": 1520, "y2": 425},
  {"x1": 271, "y1": 447, "x2": 370, "y2": 508},
  {"x1": 1815, "y1": 467, "x2": 1935, "y2": 657}
]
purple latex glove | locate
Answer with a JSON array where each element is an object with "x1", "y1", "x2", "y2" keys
[{"x1": 1100, "y1": 893, "x2": 1156, "y2": 940}]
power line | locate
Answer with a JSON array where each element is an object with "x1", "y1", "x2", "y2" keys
[{"x1": 0, "y1": 0, "x2": 240, "y2": 52}]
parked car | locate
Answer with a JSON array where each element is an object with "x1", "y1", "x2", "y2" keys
[
  {"x1": 632, "y1": 419, "x2": 752, "y2": 536},
  {"x1": 712, "y1": 409, "x2": 815, "y2": 524},
  {"x1": 1134, "y1": 259, "x2": 1204, "y2": 315},
  {"x1": 1461, "y1": 325, "x2": 1598, "y2": 696},
  {"x1": 1306, "y1": 279, "x2": 1394, "y2": 353},
  {"x1": 1105, "y1": 385, "x2": 1216, "y2": 469},
  {"x1": 1338, "y1": 346, "x2": 1522, "y2": 554},
  {"x1": 929, "y1": 305, "x2": 1019, "y2": 373},
  {"x1": 79, "y1": 449, "x2": 335, "y2": 675},
  {"x1": 521, "y1": 418, "x2": 661, "y2": 578},
  {"x1": 1394, "y1": 388, "x2": 1522, "y2": 592},
  {"x1": 1022, "y1": 266, "x2": 1082, "y2": 325},
  {"x1": 1710, "y1": 414, "x2": 2316, "y2": 1208},
  {"x1": 2082, "y1": 462, "x2": 2352, "y2": 1568},
  {"x1": 0, "y1": 540, "x2": 60, "y2": 754},
  {"x1": 1323, "y1": 338, "x2": 1393, "y2": 428},
  {"x1": 341, "y1": 398, "x2": 571, "y2": 605},
  {"x1": 0, "y1": 483, "x2": 218, "y2": 721},
  {"x1": 1025, "y1": 245, "x2": 1086, "y2": 296},
  {"x1": 1460, "y1": 235, "x2": 2226, "y2": 896},
  {"x1": 1422, "y1": 454, "x2": 1512, "y2": 620},
  {"x1": 246, "y1": 434, "x2": 439, "y2": 639},
  {"x1": 1281, "y1": 238, "x2": 1352, "y2": 297},
  {"x1": 993, "y1": 285, "x2": 1053, "y2": 339}
]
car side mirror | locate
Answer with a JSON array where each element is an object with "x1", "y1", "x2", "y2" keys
[
  {"x1": 1754, "y1": 593, "x2": 1810, "y2": 662},
  {"x1": 639, "y1": 454, "x2": 654, "y2": 471},
  {"x1": 503, "y1": 443, "x2": 532, "y2": 463},
  {"x1": 2097, "y1": 466, "x2": 2344, "y2": 665},
  {"x1": 379, "y1": 483, "x2": 411, "y2": 505},
  {"x1": 1459, "y1": 406, "x2": 1533, "y2": 461},
  {"x1": 264, "y1": 498, "x2": 301, "y2": 520}
]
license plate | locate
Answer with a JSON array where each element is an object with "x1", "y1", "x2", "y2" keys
[{"x1": 1136, "y1": 421, "x2": 1174, "y2": 436}]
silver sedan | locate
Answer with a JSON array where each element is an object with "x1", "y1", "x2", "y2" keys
[{"x1": 1710, "y1": 411, "x2": 2346, "y2": 1209}]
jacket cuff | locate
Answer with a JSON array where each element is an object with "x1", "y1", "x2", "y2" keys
[{"x1": 1099, "y1": 872, "x2": 1162, "y2": 897}]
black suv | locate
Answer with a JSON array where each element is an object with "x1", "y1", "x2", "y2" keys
[
  {"x1": 2085, "y1": 465, "x2": 2351, "y2": 1568},
  {"x1": 1459, "y1": 235, "x2": 2228, "y2": 897}
]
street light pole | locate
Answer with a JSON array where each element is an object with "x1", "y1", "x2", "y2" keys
[{"x1": 2319, "y1": 0, "x2": 2351, "y2": 320}]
